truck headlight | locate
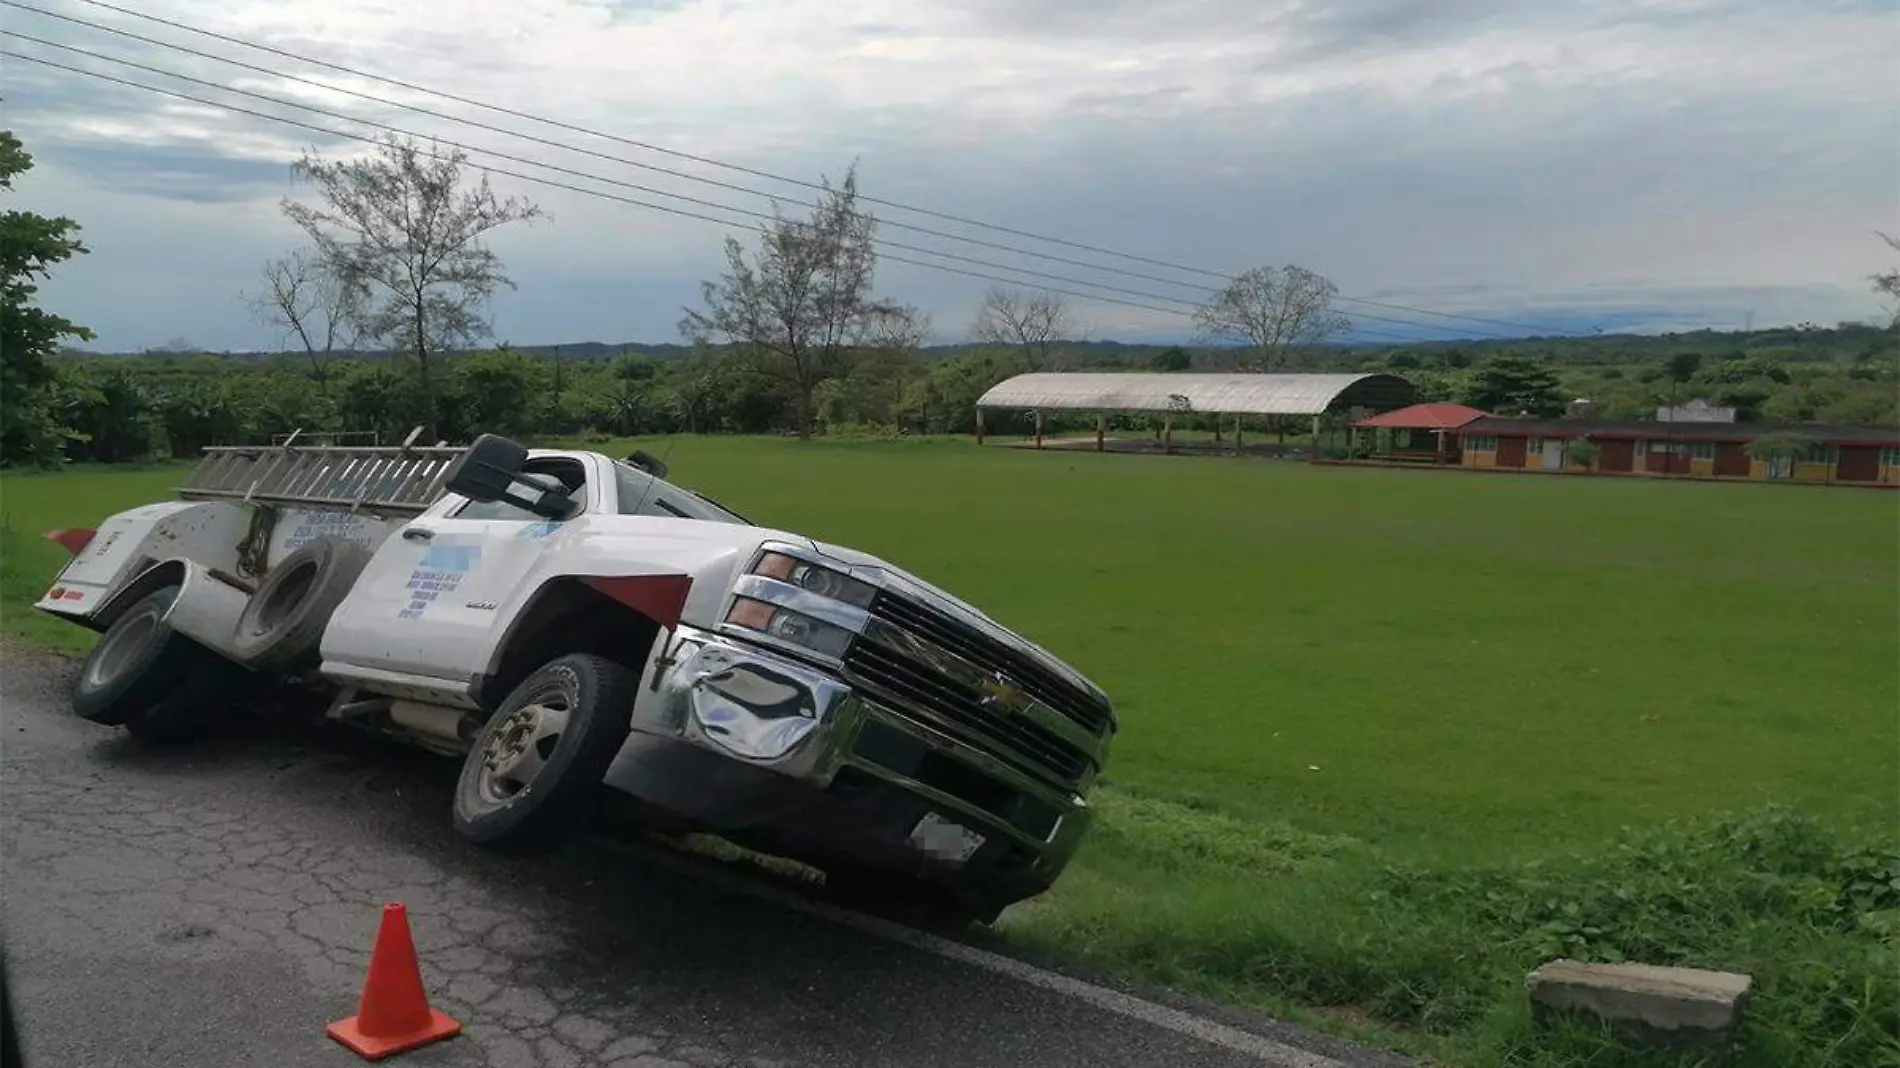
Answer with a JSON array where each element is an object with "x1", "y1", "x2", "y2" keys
[
  {"x1": 751, "y1": 551, "x2": 876, "y2": 608},
  {"x1": 725, "y1": 596, "x2": 854, "y2": 658}
]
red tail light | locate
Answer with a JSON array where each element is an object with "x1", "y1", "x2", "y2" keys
[{"x1": 44, "y1": 527, "x2": 96, "y2": 556}]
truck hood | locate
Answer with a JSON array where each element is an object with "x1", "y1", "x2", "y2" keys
[
  {"x1": 801, "y1": 538, "x2": 1112, "y2": 711},
  {"x1": 573, "y1": 514, "x2": 1111, "y2": 716}
]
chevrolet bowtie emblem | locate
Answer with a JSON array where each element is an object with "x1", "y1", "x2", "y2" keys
[{"x1": 979, "y1": 673, "x2": 1030, "y2": 712}]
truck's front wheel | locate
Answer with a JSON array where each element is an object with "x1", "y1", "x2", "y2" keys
[{"x1": 451, "y1": 653, "x2": 638, "y2": 853}]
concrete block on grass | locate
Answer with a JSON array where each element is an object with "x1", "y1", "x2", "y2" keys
[{"x1": 1527, "y1": 959, "x2": 1752, "y2": 1045}]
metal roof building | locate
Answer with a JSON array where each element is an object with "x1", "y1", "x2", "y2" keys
[
  {"x1": 972, "y1": 372, "x2": 1418, "y2": 454},
  {"x1": 975, "y1": 373, "x2": 1416, "y2": 417}
]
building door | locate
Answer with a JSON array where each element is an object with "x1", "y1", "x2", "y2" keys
[
  {"x1": 1542, "y1": 440, "x2": 1565, "y2": 470},
  {"x1": 1598, "y1": 439, "x2": 1634, "y2": 472},
  {"x1": 1837, "y1": 446, "x2": 1880, "y2": 482},
  {"x1": 1496, "y1": 435, "x2": 1528, "y2": 468},
  {"x1": 1713, "y1": 442, "x2": 1750, "y2": 477}
]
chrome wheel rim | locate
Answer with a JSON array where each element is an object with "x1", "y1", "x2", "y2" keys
[{"x1": 473, "y1": 683, "x2": 573, "y2": 807}]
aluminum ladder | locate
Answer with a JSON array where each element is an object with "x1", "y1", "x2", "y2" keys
[{"x1": 178, "y1": 428, "x2": 467, "y2": 517}]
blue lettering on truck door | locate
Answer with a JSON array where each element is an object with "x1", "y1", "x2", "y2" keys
[{"x1": 398, "y1": 541, "x2": 482, "y2": 620}]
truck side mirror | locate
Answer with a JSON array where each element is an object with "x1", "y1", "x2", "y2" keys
[
  {"x1": 625, "y1": 450, "x2": 668, "y2": 480},
  {"x1": 444, "y1": 434, "x2": 528, "y2": 503},
  {"x1": 443, "y1": 435, "x2": 577, "y2": 520}
]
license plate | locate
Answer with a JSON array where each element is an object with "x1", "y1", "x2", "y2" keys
[{"x1": 909, "y1": 812, "x2": 986, "y2": 864}]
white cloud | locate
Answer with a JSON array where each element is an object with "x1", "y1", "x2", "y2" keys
[{"x1": 3, "y1": 0, "x2": 1895, "y2": 350}]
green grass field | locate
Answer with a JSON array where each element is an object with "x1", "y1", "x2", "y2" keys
[{"x1": 4, "y1": 438, "x2": 1896, "y2": 1066}]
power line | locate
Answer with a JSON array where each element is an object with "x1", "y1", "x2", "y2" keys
[
  {"x1": 3, "y1": 31, "x2": 1478, "y2": 344},
  {"x1": 49, "y1": 0, "x2": 1233, "y2": 283},
  {"x1": 0, "y1": 49, "x2": 1217, "y2": 320},
  {"x1": 7, "y1": 51, "x2": 1434, "y2": 347},
  {"x1": 1, "y1": 0, "x2": 1223, "y2": 300},
  {"x1": 22, "y1": 0, "x2": 1580, "y2": 338},
  {"x1": 0, "y1": 31, "x2": 1213, "y2": 314}
]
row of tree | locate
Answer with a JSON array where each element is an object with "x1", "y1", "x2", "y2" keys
[{"x1": 4, "y1": 125, "x2": 1896, "y2": 468}]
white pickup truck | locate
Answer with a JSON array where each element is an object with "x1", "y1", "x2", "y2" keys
[{"x1": 34, "y1": 433, "x2": 1115, "y2": 923}]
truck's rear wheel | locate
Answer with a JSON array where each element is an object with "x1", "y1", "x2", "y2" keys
[
  {"x1": 72, "y1": 585, "x2": 196, "y2": 726},
  {"x1": 71, "y1": 584, "x2": 252, "y2": 743},
  {"x1": 231, "y1": 537, "x2": 370, "y2": 669},
  {"x1": 451, "y1": 653, "x2": 639, "y2": 853}
]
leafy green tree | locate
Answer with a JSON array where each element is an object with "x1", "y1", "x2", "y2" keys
[
  {"x1": 1714, "y1": 383, "x2": 1774, "y2": 422},
  {"x1": 1664, "y1": 351, "x2": 1703, "y2": 384},
  {"x1": 1152, "y1": 345, "x2": 1192, "y2": 371},
  {"x1": 900, "y1": 348, "x2": 1025, "y2": 434},
  {"x1": 283, "y1": 133, "x2": 542, "y2": 440},
  {"x1": 157, "y1": 380, "x2": 245, "y2": 456},
  {"x1": 1463, "y1": 353, "x2": 1565, "y2": 417},
  {"x1": 456, "y1": 346, "x2": 545, "y2": 437},
  {"x1": 335, "y1": 362, "x2": 423, "y2": 441},
  {"x1": 1, "y1": 124, "x2": 94, "y2": 466},
  {"x1": 57, "y1": 364, "x2": 158, "y2": 462},
  {"x1": 680, "y1": 164, "x2": 901, "y2": 438}
]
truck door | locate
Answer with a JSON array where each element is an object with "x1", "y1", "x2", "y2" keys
[{"x1": 321, "y1": 454, "x2": 601, "y2": 691}]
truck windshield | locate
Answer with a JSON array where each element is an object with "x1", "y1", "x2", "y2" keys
[{"x1": 613, "y1": 462, "x2": 752, "y2": 526}]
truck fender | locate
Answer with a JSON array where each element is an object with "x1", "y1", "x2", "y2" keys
[
  {"x1": 159, "y1": 561, "x2": 255, "y2": 666},
  {"x1": 468, "y1": 573, "x2": 691, "y2": 710},
  {"x1": 35, "y1": 500, "x2": 252, "y2": 629}
]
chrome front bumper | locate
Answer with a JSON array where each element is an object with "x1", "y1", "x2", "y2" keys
[{"x1": 604, "y1": 625, "x2": 1093, "y2": 888}]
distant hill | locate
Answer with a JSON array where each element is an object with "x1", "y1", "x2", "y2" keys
[{"x1": 63, "y1": 322, "x2": 1896, "y2": 366}]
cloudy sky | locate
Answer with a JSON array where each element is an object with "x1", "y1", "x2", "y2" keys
[{"x1": 3, "y1": 0, "x2": 1896, "y2": 352}]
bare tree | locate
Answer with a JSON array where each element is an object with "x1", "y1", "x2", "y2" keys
[
  {"x1": 680, "y1": 164, "x2": 898, "y2": 438},
  {"x1": 240, "y1": 248, "x2": 364, "y2": 384},
  {"x1": 282, "y1": 133, "x2": 543, "y2": 438},
  {"x1": 864, "y1": 301, "x2": 932, "y2": 354},
  {"x1": 1192, "y1": 264, "x2": 1351, "y2": 371},
  {"x1": 1873, "y1": 230, "x2": 1900, "y2": 327},
  {"x1": 971, "y1": 287, "x2": 1081, "y2": 371}
]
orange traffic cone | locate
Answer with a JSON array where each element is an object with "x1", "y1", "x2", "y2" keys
[{"x1": 327, "y1": 902, "x2": 462, "y2": 1060}]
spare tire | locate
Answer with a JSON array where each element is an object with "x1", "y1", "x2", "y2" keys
[{"x1": 231, "y1": 536, "x2": 371, "y2": 669}]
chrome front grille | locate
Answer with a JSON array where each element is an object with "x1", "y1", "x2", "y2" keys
[
  {"x1": 867, "y1": 591, "x2": 1112, "y2": 735},
  {"x1": 841, "y1": 589, "x2": 1108, "y2": 790}
]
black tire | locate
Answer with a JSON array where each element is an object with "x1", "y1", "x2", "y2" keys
[
  {"x1": 71, "y1": 585, "x2": 197, "y2": 726},
  {"x1": 231, "y1": 537, "x2": 370, "y2": 668},
  {"x1": 451, "y1": 653, "x2": 639, "y2": 853}
]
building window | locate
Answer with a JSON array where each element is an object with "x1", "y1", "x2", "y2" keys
[
  {"x1": 1690, "y1": 441, "x2": 1715, "y2": 460},
  {"x1": 1882, "y1": 447, "x2": 1900, "y2": 467},
  {"x1": 1466, "y1": 434, "x2": 1497, "y2": 452},
  {"x1": 1807, "y1": 444, "x2": 1838, "y2": 464},
  {"x1": 1526, "y1": 438, "x2": 1544, "y2": 455}
]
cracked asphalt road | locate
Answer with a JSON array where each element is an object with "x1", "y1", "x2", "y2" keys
[{"x1": 1, "y1": 644, "x2": 1401, "y2": 1068}]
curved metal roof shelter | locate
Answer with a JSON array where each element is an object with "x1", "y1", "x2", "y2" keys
[{"x1": 975, "y1": 372, "x2": 1416, "y2": 417}]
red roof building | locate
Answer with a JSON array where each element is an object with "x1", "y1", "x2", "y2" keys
[
  {"x1": 1351, "y1": 403, "x2": 1494, "y2": 463},
  {"x1": 1352, "y1": 403, "x2": 1493, "y2": 430}
]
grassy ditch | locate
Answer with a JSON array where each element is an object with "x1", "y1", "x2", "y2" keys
[{"x1": 1008, "y1": 789, "x2": 1898, "y2": 1066}]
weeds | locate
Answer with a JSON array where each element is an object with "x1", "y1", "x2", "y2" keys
[{"x1": 1009, "y1": 797, "x2": 1900, "y2": 1067}]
